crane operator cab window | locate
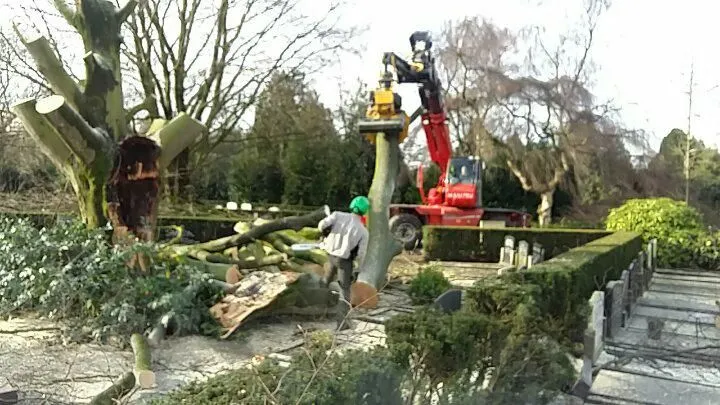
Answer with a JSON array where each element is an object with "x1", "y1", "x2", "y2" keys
[{"x1": 447, "y1": 159, "x2": 478, "y2": 185}]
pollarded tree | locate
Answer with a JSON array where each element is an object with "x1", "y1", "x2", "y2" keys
[{"x1": 10, "y1": 0, "x2": 206, "y2": 240}]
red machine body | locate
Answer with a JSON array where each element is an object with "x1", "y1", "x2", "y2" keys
[{"x1": 381, "y1": 31, "x2": 531, "y2": 249}]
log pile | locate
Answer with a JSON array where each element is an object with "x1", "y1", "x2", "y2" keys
[{"x1": 162, "y1": 206, "x2": 331, "y2": 284}]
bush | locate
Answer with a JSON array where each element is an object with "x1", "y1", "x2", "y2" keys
[
  {"x1": 605, "y1": 198, "x2": 706, "y2": 268},
  {"x1": 408, "y1": 266, "x2": 451, "y2": 305},
  {"x1": 422, "y1": 226, "x2": 610, "y2": 262},
  {"x1": 151, "y1": 345, "x2": 405, "y2": 405},
  {"x1": 0, "y1": 216, "x2": 221, "y2": 345}
]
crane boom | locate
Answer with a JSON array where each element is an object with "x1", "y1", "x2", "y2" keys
[{"x1": 381, "y1": 32, "x2": 453, "y2": 194}]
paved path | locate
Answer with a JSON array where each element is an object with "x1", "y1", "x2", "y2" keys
[{"x1": 587, "y1": 268, "x2": 720, "y2": 404}]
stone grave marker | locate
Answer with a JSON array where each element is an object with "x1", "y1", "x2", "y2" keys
[
  {"x1": 604, "y1": 280, "x2": 623, "y2": 339},
  {"x1": 499, "y1": 235, "x2": 516, "y2": 265},
  {"x1": 587, "y1": 291, "x2": 605, "y2": 362},
  {"x1": 517, "y1": 240, "x2": 529, "y2": 269},
  {"x1": 620, "y1": 270, "x2": 629, "y2": 326},
  {"x1": 529, "y1": 242, "x2": 545, "y2": 269}
]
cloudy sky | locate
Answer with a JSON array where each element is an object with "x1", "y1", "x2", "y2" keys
[
  {"x1": 3, "y1": 0, "x2": 719, "y2": 153},
  {"x1": 311, "y1": 0, "x2": 720, "y2": 152}
]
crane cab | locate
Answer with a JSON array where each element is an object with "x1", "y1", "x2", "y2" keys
[{"x1": 444, "y1": 156, "x2": 483, "y2": 208}]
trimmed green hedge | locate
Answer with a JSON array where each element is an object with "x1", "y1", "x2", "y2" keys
[
  {"x1": 423, "y1": 226, "x2": 611, "y2": 262},
  {"x1": 7, "y1": 211, "x2": 241, "y2": 242},
  {"x1": 466, "y1": 231, "x2": 642, "y2": 342}
]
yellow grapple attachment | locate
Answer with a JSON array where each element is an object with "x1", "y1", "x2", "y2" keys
[{"x1": 358, "y1": 81, "x2": 409, "y2": 144}]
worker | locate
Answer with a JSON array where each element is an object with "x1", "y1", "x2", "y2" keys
[{"x1": 317, "y1": 196, "x2": 370, "y2": 330}]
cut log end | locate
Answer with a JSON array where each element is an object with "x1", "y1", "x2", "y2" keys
[
  {"x1": 350, "y1": 281, "x2": 379, "y2": 309},
  {"x1": 134, "y1": 369, "x2": 155, "y2": 390},
  {"x1": 226, "y1": 265, "x2": 243, "y2": 284},
  {"x1": 35, "y1": 94, "x2": 66, "y2": 114}
]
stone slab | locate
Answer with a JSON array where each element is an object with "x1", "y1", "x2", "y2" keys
[
  {"x1": 632, "y1": 305, "x2": 715, "y2": 325},
  {"x1": 637, "y1": 296, "x2": 720, "y2": 315},
  {"x1": 625, "y1": 316, "x2": 720, "y2": 341},
  {"x1": 590, "y1": 369, "x2": 720, "y2": 405}
]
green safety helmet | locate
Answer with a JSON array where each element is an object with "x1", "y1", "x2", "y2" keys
[{"x1": 349, "y1": 196, "x2": 370, "y2": 215}]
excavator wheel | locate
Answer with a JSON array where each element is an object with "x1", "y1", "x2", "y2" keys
[{"x1": 389, "y1": 213, "x2": 423, "y2": 251}]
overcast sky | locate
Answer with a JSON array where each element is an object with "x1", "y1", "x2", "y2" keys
[
  {"x1": 3, "y1": 0, "x2": 720, "y2": 153},
  {"x1": 311, "y1": 0, "x2": 720, "y2": 152}
]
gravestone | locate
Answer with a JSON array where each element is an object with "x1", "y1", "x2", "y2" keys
[
  {"x1": 433, "y1": 289, "x2": 462, "y2": 313},
  {"x1": 499, "y1": 235, "x2": 516, "y2": 265},
  {"x1": 586, "y1": 291, "x2": 605, "y2": 362},
  {"x1": 529, "y1": 242, "x2": 545, "y2": 269},
  {"x1": 629, "y1": 259, "x2": 644, "y2": 307},
  {"x1": 620, "y1": 270, "x2": 630, "y2": 326},
  {"x1": 604, "y1": 280, "x2": 623, "y2": 339},
  {"x1": 517, "y1": 240, "x2": 529, "y2": 269},
  {"x1": 579, "y1": 291, "x2": 605, "y2": 391}
]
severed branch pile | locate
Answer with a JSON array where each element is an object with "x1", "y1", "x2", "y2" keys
[
  {"x1": 89, "y1": 207, "x2": 334, "y2": 404},
  {"x1": 163, "y1": 205, "x2": 331, "y2": 284}
]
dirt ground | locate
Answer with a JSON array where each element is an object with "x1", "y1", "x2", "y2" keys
[{"x1": 0, "y1": 287, "x2": 411, "y2": 404}]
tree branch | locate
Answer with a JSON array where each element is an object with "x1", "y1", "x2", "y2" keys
[
  {"x1": 118, "y1": 0, "x2": 144, "y2": 23},
  {"x1": 15, "y1": 32, "x2": 84, "y2": 112},
  {"x1": 126, "y1": 94, "x2": 158, "y2": 120},
  {"x1": 147, "y1": 112, "x2": 206, "y2": 169},
  {"x1": 35, "y1": 94, "x2": 111, "y2": 165},
  {"x1": 10, "y1": 98, "x2": 74, "y2": 170},
  {"x1": 52, "y1": 0, "x2": 78, "y2": 28}
]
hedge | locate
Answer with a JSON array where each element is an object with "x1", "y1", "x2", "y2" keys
[
  {"x1": 6, "y1": 212, "x2": 242, "y2": 242},
  {"x1": 466, "y1": 231, "x2": 642, "y2": 343},
  {"x1": 422, "y1": 226, "x2": 611, "y2": 262}
]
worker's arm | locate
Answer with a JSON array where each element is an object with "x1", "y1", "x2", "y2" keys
[{"x1": 318, "y1": 212, "x2": 337, "y2": 236}]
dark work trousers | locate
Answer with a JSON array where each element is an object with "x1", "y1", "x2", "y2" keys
[{"x1": 326, "y1": 246, "x2": 358, "y2": 327}]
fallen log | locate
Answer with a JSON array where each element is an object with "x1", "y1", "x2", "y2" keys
[
  {"x1": 182, "y1": 206, "x2": 329, "y2": 253},
  {"x1": 130, "y1": 333, "x2": 155, "y2": 389},
  {"x1": 88, "y1": 372, "x2": 135, "y2": 405},
  {"x1": 262, "y1": 232, "x2": 328, "y2": 265},
  {"x1": 189, "y1": 249, "x2": 286, "y2": 269}
]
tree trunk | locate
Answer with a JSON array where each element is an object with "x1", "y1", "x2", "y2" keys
[
  {"x1": 538, "y1": 190, "x2": 554, "y2": 227},
  {"x1": 352, "y1": 131, "x2": 403, "y2": 309},
  {"x1": 12, "y1": 0, "x2": 206, "y2": 238}
]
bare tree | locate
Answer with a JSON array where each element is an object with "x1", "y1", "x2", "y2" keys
[
  {"x1": 122, "y1": 0, "x2": 359, "y2": 193},
  {"x1": 437, "y1": 0, "x2": 629, "y2": 226}
]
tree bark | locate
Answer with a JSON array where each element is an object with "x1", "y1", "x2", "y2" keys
[
  {"x1": 352, "y1": 131, "x2": 403, "y2": 309},
  {"x1": 88, "y1": 372, "x2": 135, "y2": 405},
  {"x1": 538, "y1": 190, "x2": 554, "y2": 227},
  {"x1": 130, "y1": 333, "x2": 154, "y2": 389}
]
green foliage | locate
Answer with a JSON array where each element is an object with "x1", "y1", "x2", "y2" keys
[
  {"x1": 408, "y1": 266, "x2": 451, "y2": 305},
  {"x1": 150, "y1": 346, "x2": 405, "y2": 405},
  {"x1": 422, "y1": 226, "x2": 610, "y2": 262},
  {"x1": 0, "y1": 216, "x2": 220, "y2": 345},
  {"x1": 605, "y1": 198, "x2": 703, "y2": 268},
  {"x1": 229, "y1": 72, "x2": 374, "y2": 208}
]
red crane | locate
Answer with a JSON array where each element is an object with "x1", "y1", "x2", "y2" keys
[{"x1": 360, "y1": 31, "x2": 531, "y2": 249}]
